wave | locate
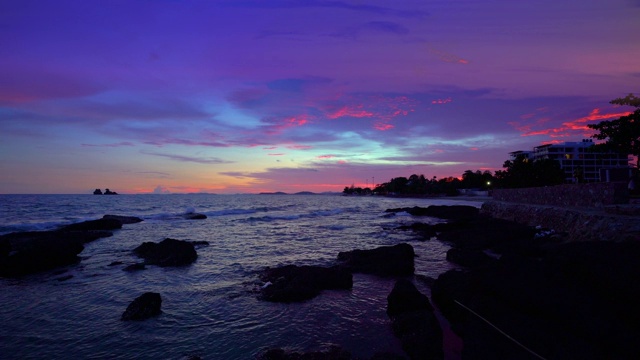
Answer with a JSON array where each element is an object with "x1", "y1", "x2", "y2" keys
[{"x1": 241, "y1": 207, "x2": 345, "y2": 223}]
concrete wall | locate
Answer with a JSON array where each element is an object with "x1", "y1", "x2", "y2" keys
[{"x1": 491, "y1": 182, "x2": 629, "y2": 208}]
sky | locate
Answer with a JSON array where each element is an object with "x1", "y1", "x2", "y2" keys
[{"x1": 1, "y1": 0, "x2": 639, "y2": 194}]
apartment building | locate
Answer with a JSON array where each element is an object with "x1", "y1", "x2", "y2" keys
[{"x1": 509, "y1": 139, "x2": 630, "y2": 183}]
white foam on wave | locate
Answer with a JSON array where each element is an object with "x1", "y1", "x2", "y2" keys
[{"x1": 205, "y1": 208, "x2": 259, "y2": 217}]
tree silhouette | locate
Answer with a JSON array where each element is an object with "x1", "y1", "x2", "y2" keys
[{"x1": 588, "y1": 94, "x2": 640, "y2": 168}]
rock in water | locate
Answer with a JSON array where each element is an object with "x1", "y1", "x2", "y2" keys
[
  {"x1": 0, "y1": 232, "x2": 85, "y2": 277},
  {"x1": 337, "y1": 243, "x2": 415, "y2": 276},
  {"x1": 182, "y1": 213, "x2": 207, "y2": 220},
  {"x1": 133, "y1": 238, "x2": 197, "y2": 267},
  {"x1": 121, "y1": 292, "x2": 162, "y2": 321},
  {"x1": 102, "y1": 215, "x2": 144, "y2": 224},
  {"x1": 259, "y1": 265, "x2": 353, "y2": 302},
  {"x1": 387, "y1": 279, "x2": 443, "y2": 359},
  {"x1": 387, "y1": 278, "x2": 433, "y2": 317}
]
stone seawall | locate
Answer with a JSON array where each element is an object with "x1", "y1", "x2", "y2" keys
[
  {"x1": 491, "y1": 182, "x2": 628, "y2": 208},
  {"x1": 481, "y1": 201, "x2": 640, "y2": 242}
]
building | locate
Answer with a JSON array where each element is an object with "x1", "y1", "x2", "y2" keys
[{"x1": 510, "y1": 139, "x2": 630, "y2": 183}]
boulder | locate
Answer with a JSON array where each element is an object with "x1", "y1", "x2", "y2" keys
[
  {"x1": 133, "y1": 238, "x2": 197, "y2": 267},
  {"x1": 182, "y1": 213, "x2": 207, "y2": 220},
  {"x1": 102, "y1": 214, "x2": 143, "y2": 224},
  {"x1": 436, "y1": 216, "x2": 537, "y2": 252},
  {"x1": 387, "y1": 278, "x2": 433, "y2": 317},
  {"x1": 337, "y1": 243, "x2": 415, "y2": 277},
  {"x1": 385, "y1": 205, "x2": 479, "y2": 220},
  {"x1": 395, "y1": 222, "x2": 438, "y2": 239},
  {"x1": 446, "y1": 248, "x2": 495, "y2": 268},
  {"x1": 386, "y1": 279, "x2": 443, "y2": 360},
  {"x1": 121, "y1": 292, "x2": 162, "y2": 321},
  {"x1": 0, "y1": 231, "x2": 85, "y2": 276},
  {"x1": 259, "y1": 265, "x2": 353, "y2": 303},
  {"x1": 432, "y1": 240, "x2": 640, "y2": 359}
]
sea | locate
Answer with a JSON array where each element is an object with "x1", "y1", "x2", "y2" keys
[{"x1": 0, "y1": 194, "x2": 485, "y2": 360}]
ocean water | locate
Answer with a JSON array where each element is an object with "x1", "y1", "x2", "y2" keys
[{"x1": 0, "y1": 194, "x2": 484, "y2": 359}]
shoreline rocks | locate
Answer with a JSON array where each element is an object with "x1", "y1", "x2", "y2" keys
[
  {"x1": 121, "y1": 292, "x2": 162, "y2": 321},
  {"x1": 430, "y1": 217, "x2": 640, "y2": 359},
  {"x1": 133, "y1": 238, "x2": 198, "y2": 267},
  {"x1": 385, "y1": 205, "x2": 479, "y2": 221},
  {"x1": 337, "y1": 243, "x2": 415, "y2": 277},
  {"x1": 259, "y1": 265, "x2": 353, "y2": 302},
  {"x1": 387, "y1": 279, "x2": 443, "y2": 360},
  {"x1": 0, "y1": 229, "x2": 113, "y2": 277},
  {"x1": 103, "y1": 215, "x2": 143, "y2": 224}
]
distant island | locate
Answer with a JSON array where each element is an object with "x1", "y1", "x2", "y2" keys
[
  {"x1": 257, "y1": 191, "x2": 336, "y2": 195},
  {"x1": 93, "y1": 188, "x2": 118, "y2": 195}
]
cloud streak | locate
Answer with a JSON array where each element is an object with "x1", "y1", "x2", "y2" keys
[{"x1": 141, "y1": 151, "x2": 234, "y2": 164}]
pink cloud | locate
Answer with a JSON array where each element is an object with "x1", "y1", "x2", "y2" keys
[
  {"x1": 432, "y1": 98, "x2": 452, "y2": 105},
  {"x1": 264, "y1": 115, "x2": 311, "y2": 135},
  {"x1": 286, "y1": 144, "x2": 313, "y2": 150},
  {"x1": 268, "y1": 153, "x2": 285, "y2": 156},
  {"x1": 513, "y1": 107, "x2": 633, "y2": 139},
  {"x1": 374, "y1": 122, "x2": 394, "y2": 131},
  {"x1": 317, "y1": 154, "x2": 336, "y2": 159},
  {"x1": 327, "y1": 104, "x2": 374, "y2": 119}
]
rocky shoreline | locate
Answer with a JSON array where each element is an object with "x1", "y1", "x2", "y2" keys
[{"x1": 2, "y1": 204, "x2": 639, "y2": 359}]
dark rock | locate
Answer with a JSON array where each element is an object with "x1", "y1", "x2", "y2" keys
[
  {"x1": 0, "y1": 231, "x2": 85, "y2": 277},
  {"x1": 385, "y1": 205, "x2": 479, "y2": 220},
  {"x1": 133, "y1": 238, "x2": 197, "y2": 267},
  {"x1": 337, "y1": 243, "x2": 415, "y2": 276},
  {"x1": 387, "y1": 279, "x2": 443, "y2": 360},
  {"x1": 0, "y1": 224, "x2": 114, "y2": 277},
  {"x1": 190, "y1": 240, "x2": 210, "y2": 247},
  {"x1": 93, "y1": 188, "x2": 103, "y2": 195},
  {"x1": 104, "y1": 188, "x2": 118, "y2": 195},
  {"x1": 121, "y1": 292, "x2": 162, "y2": 321},
  {"x1": 445, "y1": 248, "x2": 495, "y2": 268},
  {"x1": 103, "y1": 214, "x2": 143, "y2": 224},
  {"x1": 395, "y1": 222, "x2": 438, "y2": 239},
  {"x1": 438, "y1": 216, "x2": 537, "y2": 252},
  {"x1": 123, "y1": 263, "x2": 146, "y2": 271},
  {"x1": 259, "y1": 265, "x2": 353, "y2": 302},
  {"x1": 59, "y1": 218, "x2": 122, "y2": 232},
  {"x1": 432, "y1": 240, "x2": 640, "y2": 359},
  {"x1": 182, "y1": 213, "x2": 207, "y2": 220},
  {"x1": 387, "y1": 278, "x2": 433, "y2": 317}
]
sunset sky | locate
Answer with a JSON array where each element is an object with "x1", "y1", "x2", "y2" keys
[{"x1": 1, "y1": 0, "x2": 639, "y2": 194}]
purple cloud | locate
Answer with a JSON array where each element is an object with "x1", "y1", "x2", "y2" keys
[{"x1": 141, "y1": 151, "x2": 234, "y2": 164}]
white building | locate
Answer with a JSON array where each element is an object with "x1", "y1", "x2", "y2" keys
[{"x1": 510, "y1": 139, "x2": 630, "y2": 183}]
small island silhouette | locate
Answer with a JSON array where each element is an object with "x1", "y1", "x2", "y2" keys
[{"x1": 93, "y1": 188, "x2": 118, "y2": 195}]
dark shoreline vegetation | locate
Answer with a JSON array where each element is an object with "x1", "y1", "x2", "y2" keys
[{"x1": 2, "y1": 204, "x2": 640, "y2": 359}]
